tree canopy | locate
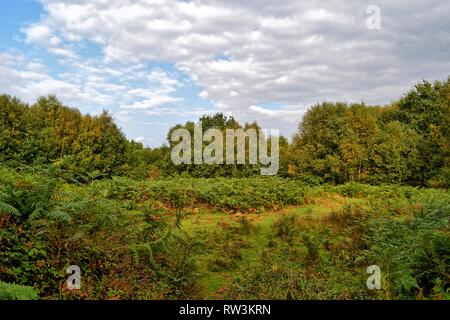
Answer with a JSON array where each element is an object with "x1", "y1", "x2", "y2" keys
[{"x1": 1, "y1": 77, "x2": 449, "y2": 187}]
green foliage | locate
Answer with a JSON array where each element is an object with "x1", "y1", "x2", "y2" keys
[
  {"x1": 0, "y1": 167, "x2": 59, "y2": 222},
  {"x1": 0, "y1": 202, "x2": 19, "y2": 216},
  {"x1": 145, "y1": 178, "x2": 306, "y2": 212},
  {"x1": 88, "y1": 176, "x2": 307, "y2": 213},
  {"x1": 165, "y1": 113, "x2": 274, "y2": 178},
  {"x1": 289, "y1": 78, "x2": 449, "y2": 186},
  {"x1": 0, "y1": 168, "x2": 200, "y2": 299},
  {"x1": 224, "y1": 186, "x2": 449, "y2": 300},
  {"x1": 273, "y1": 213, "x2": 299, "y2": 244},
  {"x1": 1, "y1": 78, "x2": 449, "y2": 301},
  {"x1": 363, "y1": 199, "x2": 450, "y2": 299},
  {"x1": 1, "y1": 78, "x2": 449, "y2": 184},
  {"x1": 0, "y1": 282, "x2": 38, "y2": 300},
  {"x1": 0, "y1": 95, "x2": 143, "y2": 181},
  {"x1": 0, "y1": 165, "x2": 449, "y2": 300}
]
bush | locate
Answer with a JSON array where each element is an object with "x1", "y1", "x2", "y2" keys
[
  {"x1": 143, "y1": 178, "x2": 307, "y2": 213},
  {"x1": 0, "y1": 169, "x2": 200, "y2": 300},
  {"x1": 363, "y1": 199, "x2": 450, "y2": 299},
  {"x1": 273, "y1": 213, "x2": 299, "y2": 244}
]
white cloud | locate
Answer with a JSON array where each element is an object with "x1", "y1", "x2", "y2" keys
[
  {"x1": 24, "y1": 24, "x2": 54, "y2": 45},
  {"x1": 24, "y1": 22, "x2": 78, "y2": 59},
  {"x1": 199, "y1": 90, "x2": 209, "y2": 99},
  {"x1": 148, "y1": 69, "x2": 180, "y2": 91},
  {"x1": 0, "y1": 50, "x2": 184, "y2": 117},
  {"x1": 249, "y1": 105, "x2": 304, "y2": 123},
  {"x1": 3, "y1": 0, "x2": 450, "y2": 143},
  {"x1": 303, "y1": 8, "x2": 340, "y2": 22},
  {"x1": 122, "y1": 96, "x2": 182, "y2": 110}
]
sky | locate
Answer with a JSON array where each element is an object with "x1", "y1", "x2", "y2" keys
[{"x1": 0, "y1": 0, "x2": 449, "y2": 147}]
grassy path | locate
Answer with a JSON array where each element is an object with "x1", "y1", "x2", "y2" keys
[{"x1": 180, "y1": 194, "x2": 364, "y2": 299}]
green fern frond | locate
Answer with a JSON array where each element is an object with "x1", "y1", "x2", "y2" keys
[
  {"x1": 47, "y1": 210, "x2": 72, "y2": 223},
  {"x1": 0, "y1": 202, "x2": 20, "y2": 216},
  {"x1": 28, "y1": 207, "x2": 45, "y2": 221}
]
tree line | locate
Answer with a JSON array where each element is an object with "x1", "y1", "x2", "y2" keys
[{"x1": 0, "y1": 78, "x2": 448, "y2": 187}]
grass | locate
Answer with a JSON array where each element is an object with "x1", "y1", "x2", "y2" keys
[
  {"x1": 181, "y1": 194, "x2": 365, "y2": 299},
  {"x1": 177, "y1": 186, "x2": 449, "y2": 299}
]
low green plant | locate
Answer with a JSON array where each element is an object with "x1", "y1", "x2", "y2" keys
[{"x1": 0, "y1": 282, "x2": 38, "y2": 300}]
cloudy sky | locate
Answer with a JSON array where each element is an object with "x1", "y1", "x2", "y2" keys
[{"x1": 0, "y1": 0, "x2": 449, "y2": 147}]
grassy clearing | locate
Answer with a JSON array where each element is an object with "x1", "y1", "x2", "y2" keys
[
  {"x1": 177, "y1": 188, "x2": 449, "y2": 300},
  {"x1": 180, "y1": 194, "x2": 365, "y2": 299},
  {"x1": 1, "y1": 168, "x2": 449, "y2": 300}
]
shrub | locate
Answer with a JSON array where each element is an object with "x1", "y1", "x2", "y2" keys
[
  {"x1": 363, "y1": 199, "x2": 450, "y2": 299},
  {"x1": 273, "y1": 213, "x2": 299, "y2": 244}
]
